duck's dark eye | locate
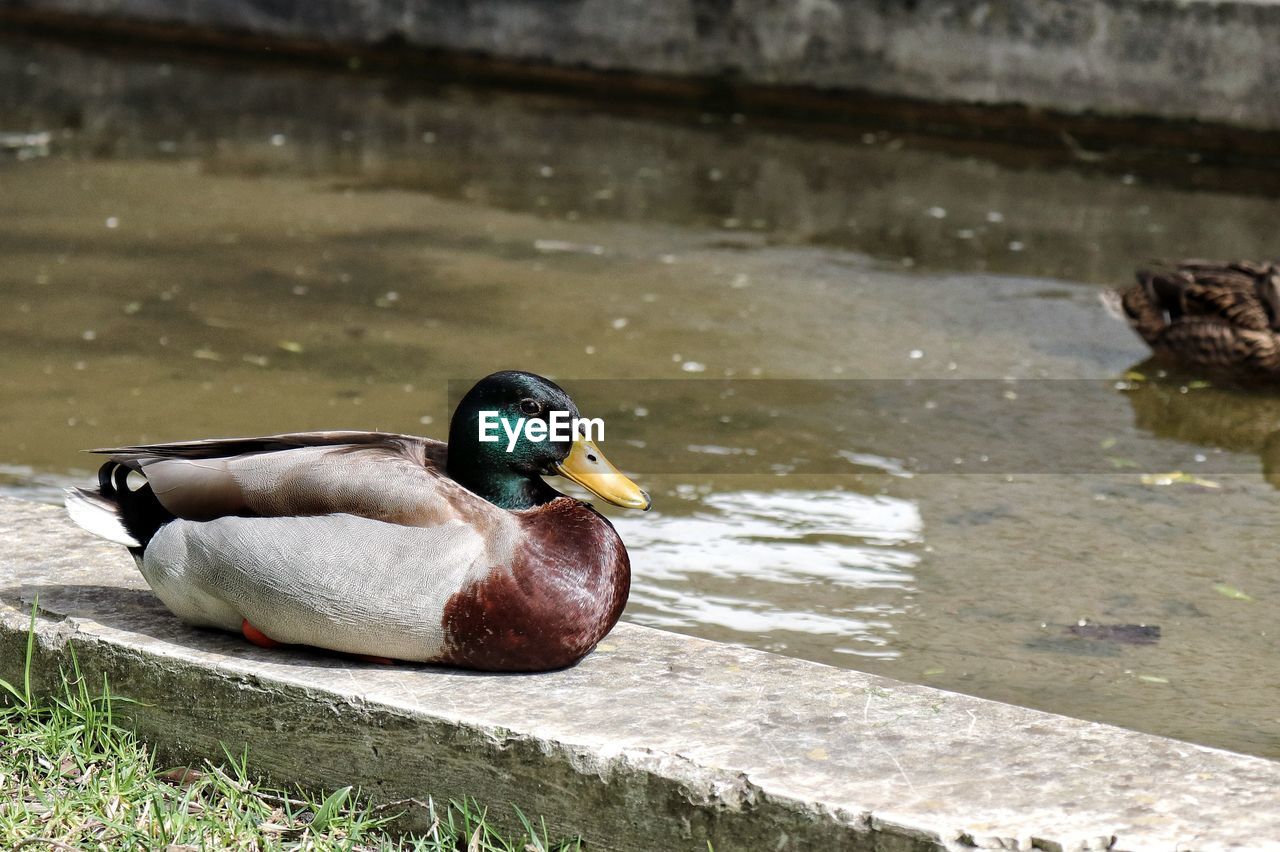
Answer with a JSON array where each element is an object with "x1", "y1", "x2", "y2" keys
[{"x1": 519, "y1": 398, "x2": 540, "y2": 415}]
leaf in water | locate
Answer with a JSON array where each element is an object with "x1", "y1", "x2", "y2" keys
[
  {"x1": 192, "y1": 348, "x2": 222, "y2": 361},
  {"x1": 922, "y1": 667, "x2": 945, "y2": 676},
  {"x1": 1214, "y1": 583, "x2": 1254, "y2": 602},
  {"x1": 1140, "y1": 472, "x2": 1221, "y2": 488},
  {"x1": 1186, "y1": 380, "x2": 1212, "y2": 390},
  {"x1": 1137, "y1": 674, "x2": 1169, "y2": 684},
  {"x1": 1107, "y1": 457, "x2": 1140, "y2": 469},
  {"x1": 805, "y1": 747, "x2": 830, "y2": 761},
  {"x1": 278, "y1": 340, "x2": 305, "y2": 353},
  {"x1": 1099, "y1": 437, "x2": 1118, "y2": 450},
  {"x1": 1186, "y1": 475, "x2": 1222, "y2": 489},
  {"x1": 1124, "y1": 370, "x2": 1147, "y2": 382}
]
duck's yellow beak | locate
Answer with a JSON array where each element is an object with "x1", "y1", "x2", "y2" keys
[{"x1": 555, "y1": 436, "x2": 651, "y2": 510}]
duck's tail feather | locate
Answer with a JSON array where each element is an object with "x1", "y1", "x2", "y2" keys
[
  {"x1": 64, "y1": 487, "x2": 141, "y2": 548},
  {"x1": 66, "y1": 460, "x2": 175, "y2": 549}
]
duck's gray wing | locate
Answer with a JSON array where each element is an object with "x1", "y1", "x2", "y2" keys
[
  {"x1": 91, "y1": 431, "x2": 428, "y2": 460},
  {"x1": 91, "y1": 432, "x2": 472, "y2": 526}
]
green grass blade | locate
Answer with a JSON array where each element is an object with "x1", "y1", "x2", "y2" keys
[{"x1": 311, "y1": 784, "x2": 353, "y2": 833}]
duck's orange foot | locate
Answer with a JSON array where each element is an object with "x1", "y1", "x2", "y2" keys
[
  {"x1": 241, "y1": 619, "x2": 282, "y2": 649},
  {"x1": 351, "y1": 653, "x2": 397, "y2": 665}
]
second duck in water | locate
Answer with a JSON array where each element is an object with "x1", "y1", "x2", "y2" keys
[{"x1": 1106, "y1": 259, "x2": 1280, "y2": 379}]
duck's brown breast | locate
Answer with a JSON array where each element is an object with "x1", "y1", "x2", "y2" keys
[{"x1": 438, "y1": 498, "x2": 630, "y2": 671}]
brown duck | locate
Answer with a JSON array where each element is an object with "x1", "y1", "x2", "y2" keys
[{"x1": 1106, "y1": 259, "x2": 1280, "y2": 377}]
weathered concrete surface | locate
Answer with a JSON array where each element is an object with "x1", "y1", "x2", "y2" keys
[
  {"x1": 2, "y1": 495, "x2": 1279, "y2": 851},
  {"x1": 6, "y1": 0, "x2": 1280, "y2": 132}
]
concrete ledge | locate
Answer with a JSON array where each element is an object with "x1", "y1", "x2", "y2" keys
[
  {"x1": 2, "y1": 496, "x2": 1279, "y2": 851},
  {"x1": 6, "y1": 0, "x2": 1280, "y2": 133}
]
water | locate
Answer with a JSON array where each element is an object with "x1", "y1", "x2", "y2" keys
[{"x1": 2, "y1": 36, "x2": 1278, "y2": 758}]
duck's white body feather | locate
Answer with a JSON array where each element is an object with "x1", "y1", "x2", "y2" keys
[{"x1": 142, "y1": 514, "x2": 493, "y2": 660}]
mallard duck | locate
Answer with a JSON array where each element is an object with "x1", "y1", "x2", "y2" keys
[
  {"x1": 64, "y1": 371, "x2": 650, "y2": 672},
  {"x1": 1105, "y1": 259, "x2": 1280, "y2": 377}
]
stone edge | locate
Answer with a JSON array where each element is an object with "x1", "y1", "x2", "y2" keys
[{"x1": 0, "y1": 604, "x2": 959, "y2": 852}]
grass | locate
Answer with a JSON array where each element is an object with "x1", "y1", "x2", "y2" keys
[{"x1": 0, "y1": 608, "x2": 583, "y2": 851}]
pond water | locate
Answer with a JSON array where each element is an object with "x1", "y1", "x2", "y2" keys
[{"x1": 2, "y1": 36, "x2": 1278, "y2": 759}]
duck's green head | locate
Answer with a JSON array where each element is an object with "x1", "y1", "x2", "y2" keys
[{"x1": 447, "y1": 370, "x2": 651, "y2": 512}]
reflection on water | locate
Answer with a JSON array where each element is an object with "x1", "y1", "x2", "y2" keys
[
  {"x1": 8, "y1": 36, "x2": 1280, "y2": 285},
  {"x1": 2, "y1": 35, "x2": 1280, "y2": 759},
  {"x1": 615, "y1": 489, "x2": 919, "y2": 659},
  {"x1": 1123, "y1": 367, "x2": 1280, "y2": 488}
]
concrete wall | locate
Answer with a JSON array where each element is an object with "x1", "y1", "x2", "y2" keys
[
  {"x1": 6, "y1": 0, "x2": 1280, "y2": 131},
  {"x1": 4, "y1": 496, "x2": 1280, "y2": 850}
]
